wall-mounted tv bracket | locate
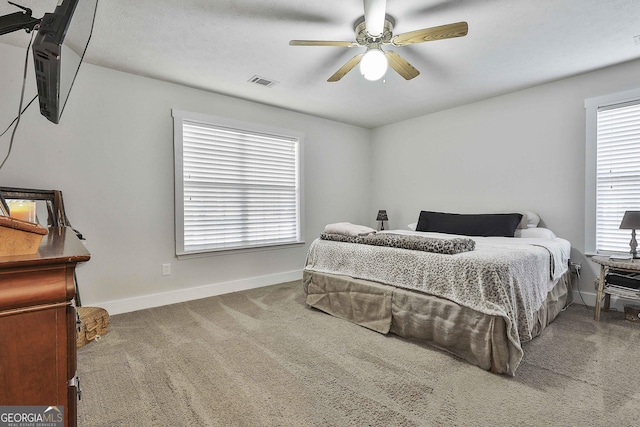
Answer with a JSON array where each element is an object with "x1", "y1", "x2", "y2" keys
[{"x1": 0, "y1": 2, "x2": 41, "y2": 36}]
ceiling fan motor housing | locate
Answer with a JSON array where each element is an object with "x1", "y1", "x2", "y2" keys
[{"x1": 354, "y1": 15, "x2": 395, "y2": 45}]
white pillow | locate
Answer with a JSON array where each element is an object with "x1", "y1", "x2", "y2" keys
[
  {"x1": 408, "y1": 222, "x2": 417, "y2": 231},
  {"x1": 515, "y1": 227, "x2": 556, "y2": 239},
  {"x1": 524, "y1": 211, "x2": 540, "y2": 228}
]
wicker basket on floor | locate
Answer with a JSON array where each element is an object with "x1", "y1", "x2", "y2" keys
[
  {"x1": 624, "y1": 304, "x2": 640, "y2": 323},
  {"x1": 77, "y1": 306, "x2": 110, "y2": 348}
]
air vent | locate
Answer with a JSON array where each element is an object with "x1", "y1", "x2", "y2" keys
[{"x1": 248, "y1": 75, "x2": 279, "y2": 88}]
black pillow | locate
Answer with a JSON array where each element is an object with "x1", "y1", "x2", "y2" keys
[{"x1": 415, "y1": 211, "x2": 523, "y2": 237}]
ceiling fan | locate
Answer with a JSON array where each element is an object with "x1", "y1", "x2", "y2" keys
[{"x1": 289, "y1": 0, "x2": 468, "y2": 82}]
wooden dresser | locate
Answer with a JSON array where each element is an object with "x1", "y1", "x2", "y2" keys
[{"x1": 0, "y1": 227, "x2": 90, "y2": 427}]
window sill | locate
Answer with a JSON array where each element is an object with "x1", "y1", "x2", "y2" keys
[{"x1": 176, "y1": 240, "x2": 306, "y2": 260}]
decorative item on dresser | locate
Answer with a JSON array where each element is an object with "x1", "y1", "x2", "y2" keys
[
  {"x1": 376, "y1": 209, "x2": 388, "y2": 230},
  {"x1": 619, "y1": 211, "x2": 640, "y2": 259},
  {"x1": 0, "y1": 216, "x2": 48, "y2": 256},
  {"x1": 0, "y1": 227, "x2": 90, "y2": 427},
  {"x1": 0, "y1": 191, "x2": 8, "y2": 216}
]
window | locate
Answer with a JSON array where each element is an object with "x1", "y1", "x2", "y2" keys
[
  {"x1": 585, "y1": 89, "x2": 640, "y2": 254},
  {"x1": 173, "y1": 110, "x2": 304, "y2": 256}
]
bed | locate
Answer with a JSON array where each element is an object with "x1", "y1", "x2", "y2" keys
[{"x1": 302, "y1": 211, "x2": 572, "y2": 376}]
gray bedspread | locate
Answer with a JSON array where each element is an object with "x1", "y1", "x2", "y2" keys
[
  {"x1": 304, "y1": 231, "x2": 571, "y2": 368},
  {"x1": 320, "y1": 232, "x2": 475, "y2": 254}
]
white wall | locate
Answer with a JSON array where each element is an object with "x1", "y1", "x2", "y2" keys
[
  {"x1": 370, "y1": 57, "x2": 640, "y2": 308},
  {"x1": 0, "y1": 42, "x2": 371, "y2": 314},
  {"x1": 3, "y1": 35, "x2": 640, "y2": 313}
]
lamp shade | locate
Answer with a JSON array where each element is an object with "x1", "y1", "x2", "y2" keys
[
  {"x1": 360, "y1": 49, "x2": 388, "y2": 81},
  {"x1": 619, "y1": 211, "x2": 640, "y2": 229},
  {"x1": 376, "y1": 210, "x2": 388, "y2": 221}
]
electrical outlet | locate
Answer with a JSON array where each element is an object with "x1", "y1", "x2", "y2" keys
[
  {"x1": 162, "y1": 263, "x2": 171, "y2": 276},
  {"x1": 570, "y1": 262, "x2": 581, "y2": 274},
  {"x1": 634, "y1": 35, "x2": 640, "y2": 45}
]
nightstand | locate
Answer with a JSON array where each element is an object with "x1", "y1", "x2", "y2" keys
[{"x1": 591, "y1": 255, "x2": 640, "y2": 321}]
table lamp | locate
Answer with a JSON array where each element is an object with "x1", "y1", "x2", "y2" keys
[
  {"x1": 619, "y1": 210, "x2": 640, "y2": 258},
  {"x1": 376, "y1": 210, "x2": 388, "y2": 231}
]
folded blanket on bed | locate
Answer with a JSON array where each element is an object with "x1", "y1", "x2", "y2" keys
[
  {"x1": 323, "y1": 222, "x2": 377, "y2": 237},
  {"x1": 320, "y1": 232, "x2": 475, "y2": 255}
]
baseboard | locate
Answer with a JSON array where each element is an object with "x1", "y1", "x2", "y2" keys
[
  {"x1": 92, "y1": 274, "x2": 632, "y2": 317},
  {"x1": 91, "y1": 269, "x2": 303, "y2": 315}
]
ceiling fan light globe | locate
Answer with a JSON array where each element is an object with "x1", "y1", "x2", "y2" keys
[{"x1": 360, "y1": 49, "x2": 388, "y2": 81}]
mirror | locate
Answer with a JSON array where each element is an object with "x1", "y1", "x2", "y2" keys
[
  {"x1": 5, "y1": 199, "x2": 54, "y2": 226},
  {"x1": 0, "y1": 187, "x2": 69, "y2": 227}
]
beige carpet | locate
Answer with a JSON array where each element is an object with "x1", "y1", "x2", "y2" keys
[{"x1": 77, "y1": 281, "x2": 640, "y2": 426}]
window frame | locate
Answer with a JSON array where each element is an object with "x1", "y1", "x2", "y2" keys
[
  {"x1": 585, "y1": 87, "x2": 640, "y2": 255},
  {"x1": 172, "y1": 109, "x2": 305, "y2": 257}
]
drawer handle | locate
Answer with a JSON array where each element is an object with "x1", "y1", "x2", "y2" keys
[{"x1": 68, "y1": 375, "x2": 82, "y2": 401}]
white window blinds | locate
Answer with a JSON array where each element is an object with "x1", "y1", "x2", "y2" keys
[
  {"x1": 174, "y1": 111, "x2": 302, "y2": 255},
  {"x1": 596, "y1": 100, "x2": 640, "y2": 253}
]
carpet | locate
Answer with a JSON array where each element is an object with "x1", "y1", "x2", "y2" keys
[{"x1": 77, "y1": 281, "x2": 640, "y2": 426}]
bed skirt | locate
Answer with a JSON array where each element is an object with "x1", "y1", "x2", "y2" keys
[{"x1": 302, "y1": 269, "x2": 572, "y2": 375}]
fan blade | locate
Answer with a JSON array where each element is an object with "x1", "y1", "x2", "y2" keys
[
  {"x1": 392, "y1": 21, "x2": 468, "y2": 46},
  {"x1": 385, "y1": 51, "x2": 420, "y2": 80},
  {"x1": 328, "y1": 53, "x2": 365, "y2": 82},
  {"x1": 363, "y1": 0, "x2": 387, "y2": 36},
  {"x1": 290, "y1": 40, "x2": 358, "y2": 47}
]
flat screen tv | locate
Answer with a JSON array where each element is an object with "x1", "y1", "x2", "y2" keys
[{"x1": 32, "y1": 0, "x2": 98, "y2": 124}]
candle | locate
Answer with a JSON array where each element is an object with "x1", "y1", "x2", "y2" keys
[{"x1": 9, "y1": 200, "x2": 36, "y2": 223}]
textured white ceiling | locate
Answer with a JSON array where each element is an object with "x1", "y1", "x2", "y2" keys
[{"x1": 1, "y1": 0, "x2": 640, "y2": 128}]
